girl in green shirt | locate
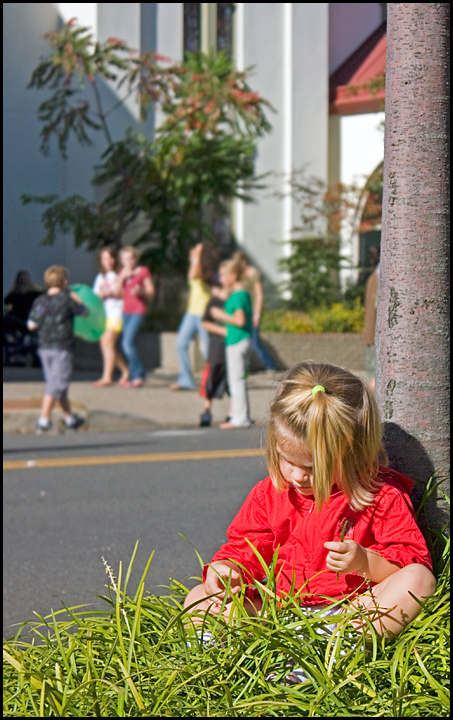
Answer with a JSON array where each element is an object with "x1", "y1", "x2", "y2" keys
[{"x1": 210, "y1": 259, "x2": 253, "y2": 428}]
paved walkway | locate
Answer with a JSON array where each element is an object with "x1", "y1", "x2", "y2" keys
[{"x1": 3, "y1": 367, "x2": 278, "y2": 434}]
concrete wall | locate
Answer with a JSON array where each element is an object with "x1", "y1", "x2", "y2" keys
[
  {"x1": 3, "y1": 3, "x2": 79, "y2": 293},
  {"x1": 2, "y1": 2, "x2": 163, "y2": 294},
  {"x1": 74, "y1": 331, "x2": 366, "y2": 374}
]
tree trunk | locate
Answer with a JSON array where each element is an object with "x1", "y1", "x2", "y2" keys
[{"x1": 376, "y1": 4, "x2": 450, "y2": 531}]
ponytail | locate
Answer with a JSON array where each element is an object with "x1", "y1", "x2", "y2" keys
[{"x1": 266, "y1": 362, "x2": 386, "y2": 511}]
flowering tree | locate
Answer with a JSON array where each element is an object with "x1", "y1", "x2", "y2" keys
[{"x1": 23, "y1": 19, "x2": 272, "y2": 275}]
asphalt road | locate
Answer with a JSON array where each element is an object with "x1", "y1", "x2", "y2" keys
[{"x1": 3, "y1": 427, "x2": 268, "y2": 638}]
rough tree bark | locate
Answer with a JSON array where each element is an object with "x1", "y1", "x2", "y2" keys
[{"x1": 376, "y1": 4, "x2": 450, "y2": 531}]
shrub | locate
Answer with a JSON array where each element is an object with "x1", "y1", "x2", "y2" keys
[
  {"x1": 310, "y1": 301, "x2": 365, "y2": 333},
  {"x1": 261, "y1": 300, "x2": 364, "y2": 334}
]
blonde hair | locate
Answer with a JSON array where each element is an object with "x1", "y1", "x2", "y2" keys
[
  {"x1": 44, "y1": 265, "x2": 68, "y2": 289},
  {"x1": 120, "y1": 245, "x2": 140, "y2": 260},
  {"x1": 220, "y1": 258, "x2": 244, "y2": 281},
  {"x1": 266, "y1": 361, "x2": 388, "y2": 511},
  {"x1": 232, "y1": 250, "x2": 248, "y2": 267}
]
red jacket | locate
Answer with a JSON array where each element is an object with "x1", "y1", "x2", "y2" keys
[{"x1": 204, "y1": 467, "x2": 432, "y2": 605}]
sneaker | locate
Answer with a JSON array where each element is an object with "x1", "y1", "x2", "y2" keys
[
  {"x1": 186, "y1": 630, "x2": 216, "y2": 650},
  {"x1": 200, "y1": 411, "x2": 212, "y2": 427},
  {"x1": 265, "y1": 669, "x2": 307, "y2": 686},
  {"x1": 64, "y1": 414, "x2": 86, "y2": 430},
  {"x1": 35, "y1": 420, "x2": 53, "y2": 435}
]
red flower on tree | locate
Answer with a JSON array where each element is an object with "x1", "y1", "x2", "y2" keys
[
  {"x1": 107, "y1": 37, "x2": 125, "y2": 47},
  {"x1": 151, "y1": 52, "x2": 172, "y2": 63}
]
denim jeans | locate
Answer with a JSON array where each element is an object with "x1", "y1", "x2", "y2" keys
[
  {"x1": 251, "y1": 325, "x2": 276, "y2": 370},
  {"x1": 122, "y1": 313, "x2": 145, "y2": 381},
  {"x1": 176, "y1": 312, "x2": 209, "y2": 389}
]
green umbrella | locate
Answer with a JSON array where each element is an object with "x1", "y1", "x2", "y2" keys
[{"x1": 70, "y1": 284, "x2": 106, "y2": 342}]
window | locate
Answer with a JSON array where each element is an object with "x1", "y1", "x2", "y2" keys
[
  {"x1": 183, "y1": 4, "x2": 234, "y2": 57},
  {"x1": 217, "y1": 3, "x2": 233, "y2": 59},
  {"x1": 184, "y1": 3, "x2": 201, "y2": 54}
]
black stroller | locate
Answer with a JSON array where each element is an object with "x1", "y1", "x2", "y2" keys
[{"x1": 3, "y1": 310, "x2": 40, "y2": 367}]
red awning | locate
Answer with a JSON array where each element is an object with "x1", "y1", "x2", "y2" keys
[{"x1": 330, "y1": 22, "x2": 386, "y2": 115}]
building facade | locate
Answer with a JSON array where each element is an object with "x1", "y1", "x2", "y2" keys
[{"x1": 3, "y1": 3, "x2": 385, "y2": 296}]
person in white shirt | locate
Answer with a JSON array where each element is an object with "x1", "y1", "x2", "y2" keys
[{"x1": 92, "y1": 247, "x2": 129, "y2": 387}]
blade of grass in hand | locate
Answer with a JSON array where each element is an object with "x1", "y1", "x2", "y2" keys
[{"x1": 337, "y1": 519, "x2": 349, "y2": 583}]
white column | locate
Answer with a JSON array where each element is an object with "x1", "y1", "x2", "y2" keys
[
  {"x1": 282, "y1": 2, "x2": 293, "y2": 261},
  {"x1": 201, "y1": 3, "x2": 217, "y2": 54},
  {"x1": 58, "y1": 3, "x2": 98, "y2": 36},
  {"x1": 232, "y1": 2, "x2": 245, "y2": 246}
]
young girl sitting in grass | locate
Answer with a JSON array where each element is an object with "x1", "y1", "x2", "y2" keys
[{"x1": 185, "y1": 361, "x2": 436, "y2": 661}]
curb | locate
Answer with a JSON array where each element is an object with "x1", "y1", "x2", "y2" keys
[{"x1": 3, "y1": 407, "x2": 162, "y2": 434}]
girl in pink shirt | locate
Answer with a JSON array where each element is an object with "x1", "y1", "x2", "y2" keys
[
  {"x1": 185, "y1": 362, "x2": 436, "y2": 674},
  {"x1": 117, "y1": 246, "x2": 154, "y2": 387}
]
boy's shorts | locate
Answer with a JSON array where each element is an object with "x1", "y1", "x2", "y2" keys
[{"x1": 38, "y1": 349, "x2": 73, "y2": 400}]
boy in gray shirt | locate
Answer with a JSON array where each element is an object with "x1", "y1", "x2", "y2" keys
[{"x1": 28, "y1": 265, "x2": 88, "y2": 433}]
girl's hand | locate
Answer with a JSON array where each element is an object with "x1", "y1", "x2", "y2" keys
[
  {"x1": 98, "y1": 283, "x2": 112, "y2": 298},
  {"x1": 204, "y1": 561, "x2": 243, "y2": 605},
  {"x1": 119, "y1": 268, "x2": 134, "y2": 281},
  {"x1": 324, "y1": 540, "x2": 367, "y2": 576},
  {"x1": 210, "y1": 306, "x2": 225, "y2": 322}
]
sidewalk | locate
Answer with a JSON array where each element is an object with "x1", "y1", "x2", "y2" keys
[{"x1": 3, "y1": 367, "x2": 278, "y2": 434}]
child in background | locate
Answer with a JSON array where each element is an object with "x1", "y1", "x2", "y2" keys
[
  {"x1": 232, "y1": 250, "x2": 276, "y2": 373},
  {"x1": 199, "y1": 279, "x2": 229, "y2": 427},
  {"x1": 27, "y1": 265, "x2": 88, "y2": 434},
  {"x1": 117, "y1": 246, "x2": 155, "y2": 388},
  {"x1": 92, "y1": 246, "x2": 129, "y2": 387},
  {"x1": 170, "y1": 242, "x2": 220, "y2": 392},
  {"x1": 209, "y1": 259, "x2": 253, "y2": 429},
  {"x1": 185, "y1": 361, "x2": 436, "y2": 681}
]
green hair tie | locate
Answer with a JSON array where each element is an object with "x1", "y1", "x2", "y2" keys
[{"x1": 311, "y1": 385, "x2": 326, "y2": 398}]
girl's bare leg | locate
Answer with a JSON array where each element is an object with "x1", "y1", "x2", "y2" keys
[
  {"x1": 112, "y1": 331, "x2": 129, "y2": 380},
  {"x1": 348, "y1": 563, "x2": 436, "y2": 637},
  {"x1": 95, "y1": 330, "x2": 128, "y2": 384},
  {"x1": 94, "y1": 330, "x2": 116, "y2": 384}
]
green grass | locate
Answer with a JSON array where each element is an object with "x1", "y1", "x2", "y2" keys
[{"x1": 3, "y1": 480, "x2": 450, "y2": 717}]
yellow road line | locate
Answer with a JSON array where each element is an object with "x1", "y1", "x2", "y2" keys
[{"x1": 3, "y1": 448, "x2": 264, "y2": 471}]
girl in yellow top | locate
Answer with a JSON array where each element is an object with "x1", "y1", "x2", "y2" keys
[{"x1": 170, "y1": 242, "x2": 219, "y2": 391}]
